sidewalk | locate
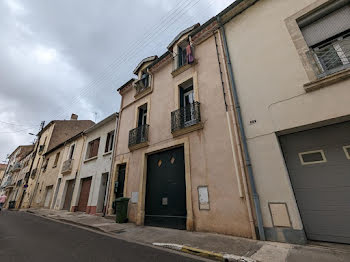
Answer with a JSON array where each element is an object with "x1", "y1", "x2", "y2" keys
[{"x1": 22, "y1": 208, "x2": 350, "y2": 262}]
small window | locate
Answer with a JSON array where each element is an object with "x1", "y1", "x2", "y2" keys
[
  {"x1": 343, "y1": 145, "x2": 350, "y2": 159},
  {"x1": 137, "y1": 104, "x2": 147, "y2": 127},
  {"x1": 43, "y1": 157, "x2": 50, "y2": 172},
  {"x1": 53, "y1": 152, "x2": 60, "y2": 167},
  {"x1": 105, "y1": 131, "x2": 115, "y2": 153},
  {"x1": 299, "y1": 150, "x2": 327, "y2": 165},
  {"x1": 86, "y1": 138, "x2": 100, "y2": 159},
  {"x1": 69, "y1": 144, "x2": 75, "y2": 160}
]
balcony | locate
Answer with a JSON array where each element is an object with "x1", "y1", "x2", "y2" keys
[
  {"x1": 134, "y1": 76, "x2": 152, "y2": 99},
  {"x1": 31, "y1": 168, "x2": 37, "y2": 178},
  {"x1": 306, "y1": 37, "x2": 350, "y2": 79},
  {"x1": 13, "y1": 162, "x2": 21, "y2": 172},
  {"x1": 171, "y1": 101, "x2": 203, "y2": 137},
  {"x1": 61, "y1": 159, "x2": 73, "y2": 175},
  {"x1": 128, "y1": 124, "x2": 149, "y2": 151},
  {"x1": 4, "y1": 176, "x2": 14, "y2": 188}
]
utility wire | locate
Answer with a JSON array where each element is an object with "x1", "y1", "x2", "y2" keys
[
  {"x1": 0, "y1": 120, "x2": 39, "y2": 127},
  {"x1": 0, "y1": 128, "x2": 37, "y2": 134},
  {"x1": 45, "y1": 0, "x2": 207, "y2": 121}
]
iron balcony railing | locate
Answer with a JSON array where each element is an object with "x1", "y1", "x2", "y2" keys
[
  {"x1": 61, "y1": 159, "x2": 73, "y2": 175},
  {"x1": 13, "y1": 162, "x2": 21, "y2": 172},
  {"x1": 171, "y1": 101, "x2": 201, "y2": 133},
  {"x1": 3, "y1": 176, "x2": 13, "y2": 187},
  {"x1": 128, "y1": 124, "x2": 149, "y2": 148},
  {"x1": 307, "y1": 36, "x2": 350, "y2": 78},
  {"x1": 134, "y1": 75, "x2": 151, "y2": 95}
]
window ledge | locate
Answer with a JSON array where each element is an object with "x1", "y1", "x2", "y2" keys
[
  {"x1": 84, "y1": 156, "x2": 98, "y2": 163},
  {"x1": 171, "y1": 60, "x2": 197, "y2": 77},
  {"x1": 304, "y1": 68, "x2": 350, "y2": 92},
  {"x1": 172, "y1": 122, "x2": 204, "y2": 137},
  {"x1": 103, "y1": 151, "x2": 112, "y2": 156},
  {"x1": 129, "y1": 141, "x2": 149, "y2": 152},
  {"x1": 134, "y1": 86, "x2": 152, "y2": 100}
]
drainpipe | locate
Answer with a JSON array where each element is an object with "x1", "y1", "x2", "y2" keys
[
  {"x1": 217, "y1": 16, "x2": 265, "y2": 240},
  {"x1": 103, "y1": 113, "x2": 119, "y2": 217}
]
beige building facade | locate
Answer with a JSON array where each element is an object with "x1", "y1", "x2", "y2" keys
[
  {"x1": 52, "y1": 133, "x2": 85, "y2": 211},
  {"x1": 22, "y1": 115, "x2": 94, "y2": 208},
  {"x1": 31, "y1": 147, "x2": 63, "y2": 208},
  {"x1": 109, "y1": 22, "x2": 255, "y2": 238},
  {"x1": 12, "y1": 149, "x2": 33, "y2": 209},
  {"x1": 222, "y1": 0, "x2": 350, "y2": 244}
]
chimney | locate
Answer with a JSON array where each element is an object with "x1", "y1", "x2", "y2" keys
[{"x1": 70, "y1": 113, "x2": 78, "y2": 120}]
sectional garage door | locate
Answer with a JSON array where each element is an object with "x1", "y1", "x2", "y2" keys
[{"x1": 280, "y1": 121, "x2": 350, "y2": 244}]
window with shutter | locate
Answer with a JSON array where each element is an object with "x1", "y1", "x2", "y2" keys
[
  {"x1": 86, "y1": 138, "x2": 100, "y2": 159},
  {"x1": 298, "y1": 2, "x2": 350, "y2": 77}
]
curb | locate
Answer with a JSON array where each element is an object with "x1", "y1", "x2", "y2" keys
[
  {"x1": 153, "y1": 243, "x2": 256, "y2": 262},
  {"x1": 26, "y1": 210, "x2": 107, "y2": 233}
]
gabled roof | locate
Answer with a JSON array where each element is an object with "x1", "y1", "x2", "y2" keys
[
  {"x1": 133, "y1": 56, "x2": 158, "y2": 75},
  {"x1": 117, "y1": 78, "x2": 135, "y2": 92},
  {"x1": 84, "y1": 112, "x2": 118, "y2": 134},
  {"x1": 8, "y1": 145, "x2": 34, "y2": 160},
  {"x1": 167, "y1": 23, "x2": 200, "y2": 50},
  {"x1": 46, "y1": 120, "x2": 95, "y2": 152}
]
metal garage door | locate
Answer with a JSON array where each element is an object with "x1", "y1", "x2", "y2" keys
[
  {"x1": 280, "y1": 121, "x2": 350, "y2": 244},
  {"x1": 145, "y1": 146, "x2": 186, "y2": 229},
  {"x1": 77, "y1": 177, "x2": 92, "y2": 212}
]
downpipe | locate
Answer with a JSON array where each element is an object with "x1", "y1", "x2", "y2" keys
[
  {"x1": 217, "y1": 16, "x2": 265, "y2": 240},
  {"x1": 103, "y1": 113, "x2": 119, "y2": 217}
]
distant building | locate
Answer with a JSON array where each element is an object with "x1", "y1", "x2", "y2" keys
[
  {"x1": 0, "y1": 145, "x2": 33, "y2": 208},
  {"x1": 22, "y1": 114, "x2": 94, "y2": 209},
  {"x1": 0, "y1": 164, "x2": 7, "y2": 185}
]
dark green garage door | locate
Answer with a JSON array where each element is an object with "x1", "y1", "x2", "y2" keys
[
  {"x1": 145, "y1": 146, "x2": 186, "y2": 229},
  {"x1": 280, "y1": 121, "x2": 350, "y2": 244}
]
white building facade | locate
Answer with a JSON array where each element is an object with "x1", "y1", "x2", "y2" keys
[{"x1": 71, "y1": 113, "x2": 118, "y2": 214}]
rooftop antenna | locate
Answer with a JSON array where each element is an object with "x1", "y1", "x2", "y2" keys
[{"x1": 94, "y1": 112, "x2": 98, "y2": 122}]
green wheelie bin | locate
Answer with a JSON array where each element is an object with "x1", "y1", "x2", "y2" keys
[{"x1": 115, "y1": 197, "x2": 130, "y2": 223}]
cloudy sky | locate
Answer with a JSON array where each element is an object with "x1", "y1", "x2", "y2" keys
[{"x1": 0, "y1": 0, "x2": 233, "y2": 162}]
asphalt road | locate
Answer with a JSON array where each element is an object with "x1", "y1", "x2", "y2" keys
[{"x1": 0, "y1": 210, "x2": 204, "y2": 262}]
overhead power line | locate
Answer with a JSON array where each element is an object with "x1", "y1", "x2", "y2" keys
[
  {"x1": 45, "y1": 0, "x2": 215, "y2": 121},
  {"x1": 0, "y1": 127, "x2": 37, "y2": 134},
  {"x1": 0, "y1": 120, "x2": 39, "y2": 127}
]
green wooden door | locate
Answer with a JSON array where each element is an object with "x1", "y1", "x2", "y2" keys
[{"x1": 145, "y1": 147, "x2": 186, "y2": 229}]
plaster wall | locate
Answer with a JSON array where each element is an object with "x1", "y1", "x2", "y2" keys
[
  {"x1": 113, "y1": 32, "x2": 252, "y2": 237},
  {"x1": 224, "y1": 0, "x2": 350, "y2": 242},
  {"x1": 71, "y1": 119, "x2": 116, "y2": 214}
]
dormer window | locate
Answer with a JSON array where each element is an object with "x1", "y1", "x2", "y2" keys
[
  {"x1": 140, "y1": 71, "x2": 150, "y2": 89},
  {"x1": 132, "y1": 56, "x2": 157, "y2": 99},
  {"x1": 134, "y1": 70, "x2": 151, "y2": 97},
  {"x1": 177, "y1": 40, "x2": 194, "y2": 69}
]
